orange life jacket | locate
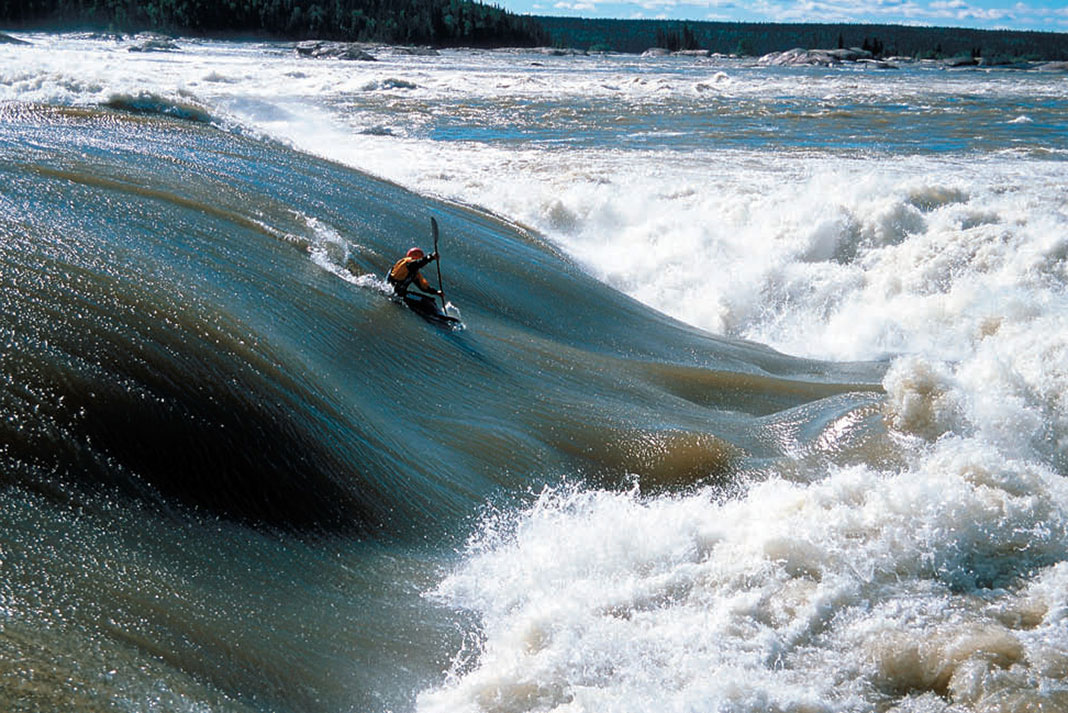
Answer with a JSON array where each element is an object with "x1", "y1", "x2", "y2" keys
[{"x1": 388, "y1": 256, "x2": 431, "y2": 294}]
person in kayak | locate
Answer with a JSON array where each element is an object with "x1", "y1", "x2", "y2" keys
[{"x1": 387, "y1": 247, "x2": 442, "y2": 298}]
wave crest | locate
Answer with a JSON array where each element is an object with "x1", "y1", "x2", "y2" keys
[{"x1": 104, "y1": 91, "x2": 214, "y2": 123}]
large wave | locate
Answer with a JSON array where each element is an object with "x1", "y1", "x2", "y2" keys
[
  {"x1": 3, "y1": 34, "x2": 1066, "y2": 713},
  {"x1": 0, "y1": 104, "x2": 884, "y2": 537}
]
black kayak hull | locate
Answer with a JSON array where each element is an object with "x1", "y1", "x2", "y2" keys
[{"x1": 397, "y1": 294, "x2": 462, "y2": 326}]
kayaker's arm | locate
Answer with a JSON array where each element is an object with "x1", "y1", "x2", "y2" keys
[{"x1": 413, "y1": 272, "x2": 442, "y2": 295}]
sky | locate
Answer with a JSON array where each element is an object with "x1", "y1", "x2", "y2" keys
[{"x1": 499, "y1": 0, "x2": 1068, "y2": 32}]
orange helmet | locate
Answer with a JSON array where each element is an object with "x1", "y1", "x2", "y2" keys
[{"x1": 406, "y1": 247, "x2": 425, "y2": 259}]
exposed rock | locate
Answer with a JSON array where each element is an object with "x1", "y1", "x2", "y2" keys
[
  {"x1": 136, "y1": 32, "x2": 174, "y2": 41},
  {"x1": 295, "y1": 41, "x2": 376, "y2": 61},
  {"x1": 128, "y1": 34, "x2": 179, "y2": 52},
  {"x1": 533, "y1": 46, "x2": 586, "y2": 56},
  {"x1": 333, "y1": 46, "x2": 376, "y2": 61},
  {"x1": 759, "y1": 46, "x2": 898, "y2": 68},
  {"x1": 976, "y1": 57, "x2": 1034, "y2": 69},
  {"x1": 825, "y1": 47, "x2": 873, "y2": 61},
  {"x1": 641, "y1": 47, "x2": 670, "y2": 57},
  {"x1": 941, "y1": 56, "x2": 979, "y2": 68},
  {"x1": 387, "y1": 46, "x2": 439, "y2": 57},
  {"x1": 759, "y1": 48, "x2": 839, "y2": 66},
  {"x1": 360, "y1": 125, "x2": 394, "y2": 136},
  {"x1": 858, "y1": 58, "x2": 899, "y2": 70},
  {"x1": 673, "y1": 49, "x2": 710, "y2": 58},
  {"x1": 1036, "y1": 61, "x2": 1068, "y2": 72},
  {"x1": 0, "y1": 32, "x2": 30, "y2": 45},
  {"x1": 360, "y1": 77, "x2": 418, "y2": 91}
]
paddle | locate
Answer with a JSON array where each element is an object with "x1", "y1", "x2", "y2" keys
[{"x1": 431, "y1": 216, "x2": 447, "y2": 312}]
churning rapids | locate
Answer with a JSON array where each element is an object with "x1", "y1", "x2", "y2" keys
[{"x1": 1, "y1": 32, "x2": 1067, "y2": 713}]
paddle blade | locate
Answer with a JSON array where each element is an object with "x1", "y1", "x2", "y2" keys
[{"x1": 430, "y1": 216, "x2": 446, "y2": 311}]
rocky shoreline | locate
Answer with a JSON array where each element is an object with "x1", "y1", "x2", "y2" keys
[
  {"x1": 754, "y1": 46, "x2": 1068, "y2": 71},
  {"x1": 3, "y1": 31, "x2": 1066, "y2": 71}
]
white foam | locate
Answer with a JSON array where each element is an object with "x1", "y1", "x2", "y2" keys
[
  {"x1": 6, "y1": 36, "x2": 1066, "y2": 709},
  {"x1": 422, "y1": 436, "x2": 1068, "y2": 712}
]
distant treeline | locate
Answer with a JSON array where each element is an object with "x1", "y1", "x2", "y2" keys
[
  {"x1": 4, "y1": 2, "x2": 1067, "y2": 59},
  {"x1": 539, "y1": 17, "x2": 1068, "y2": 61},
  {"x1": 0, "y1": 0, "x2": 549, "y2": 46}
]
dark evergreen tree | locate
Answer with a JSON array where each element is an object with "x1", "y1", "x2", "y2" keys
[
  {"x1": 4, "y1": 6, "x2": 1068, "y2": 60},
  {"x1": 536, "y1": 16, "x2": 1068, "y2": 61},
  {"x1": 0, "y1": 0, "x2": 550, "y2": 47}
]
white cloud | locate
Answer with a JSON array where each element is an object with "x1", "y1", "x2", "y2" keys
[
  {"x1": 965, "y1": 8, "x2": 1011, "y2": 20},
  {"x1": 553, "y1": 0, "x2": 598, "y2": 10},
  {"x1": 930, "y1": 0, "x2": 967, "y2": 9},
  {"x1": 743, "y1": 0, "x2": 1031, "y2": 27},
  {"x1": 1013, "y1": 1, "x2": 1068, "y2": 23},
  {"x1": 925, "y1": 0, "x2": 1017, "y2": 23},
  {"x1": 526, "y1": 0, "x2": 1067, "y2": 31}
]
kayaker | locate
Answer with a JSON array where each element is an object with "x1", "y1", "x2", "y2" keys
[{"x1": 387, "y1": 247, "x2": 442, "y2": 298}]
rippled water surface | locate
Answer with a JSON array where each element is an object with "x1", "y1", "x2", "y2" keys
[{"x1": 1, "y1": 33, "x2": 1066, "y2": 713}]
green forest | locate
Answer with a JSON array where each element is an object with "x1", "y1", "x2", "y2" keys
[
  {"x1": 2, "y1": 1, "x2": 1067, "y2": 60},
  {"x1": 539, "y1": 17, "x2": 1068, "y2": 61},
  {"x1": 0, "y1": 0, "x2": 549, "y2": 46}
]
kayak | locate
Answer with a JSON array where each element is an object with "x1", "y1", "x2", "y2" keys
[{"x1": 396, "y1": 293, "x2": 462, "y2": 326}]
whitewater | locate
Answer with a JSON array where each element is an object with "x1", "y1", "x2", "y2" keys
[{"x1": 2, "y1": 32, "x2": 1067, "y2": 713}]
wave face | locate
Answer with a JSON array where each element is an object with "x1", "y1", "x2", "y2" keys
[
  {"x1": 0, "y1": 103, "x2": 881, "y2": 530},
  {"x1": 0, "y1": 102, "x2": 882, "y2": 711},
  {"x1": 1, "y1": 33, "x2": 1066, "y2": 713}
]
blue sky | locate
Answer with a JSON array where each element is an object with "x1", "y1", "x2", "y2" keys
[{"x1": 499, "y1": 0, "x2": 1068, "y2": 32}]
